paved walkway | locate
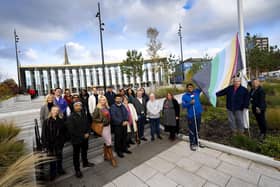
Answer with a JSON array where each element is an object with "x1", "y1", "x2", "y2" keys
[
  {"x1": 49, "y1": 138, "x2": 280, "y2": 187},
  {"x1": 103, "y1": 141, "x2": 280, "y2": 187}
]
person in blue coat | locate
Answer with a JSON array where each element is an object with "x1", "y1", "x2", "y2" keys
[
  {"x1": 216, "y1": 77, "x2": 249, "y2": 134},
  {"x1": 182, "y1": 83, "x2": 204, "y2": 151}
]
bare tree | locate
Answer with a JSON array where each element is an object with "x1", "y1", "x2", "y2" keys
[{"x1": 146, "y1": 27, "x2": 162, "y2": 86}]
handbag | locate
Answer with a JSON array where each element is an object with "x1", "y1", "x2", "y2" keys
[{"x1": 91, "y1": 122, "x2": 103, "y2": 136}]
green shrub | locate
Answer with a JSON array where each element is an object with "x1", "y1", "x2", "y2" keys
[
  {"x1": 266, "y1": 108, "x2": 280, "y2": 130},
  {"x1": 263, "y1": 83, "x2": 280, "y2": 96},
  {"x1": 0, "y1": 122, "x2": 21, "y2": 142},
  {"x1": 0, "y1": 140, "x2": 25, "y2": 171},
  {"x1": 230, "y1": 135, "x2": 260, "y2": 153},
  {"x1": 203, "y1": 107, "x2": 228, "y2": 124},
  {"x1": 259, "y1": 135, "x2": 280, "y2": 159},
  {"x1": 154, "y1": 87, "x2": 185, "y2": 98},
  {"x1": 266, "y1": 96, "x2": 280, "y2": 107}
]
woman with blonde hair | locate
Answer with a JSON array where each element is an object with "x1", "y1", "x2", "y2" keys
[
  {"x1": 92, "y1": 95, "x2": 116, "y2": 167},
  {"x1": 40, "y1": 94, "x2": 55, "y2": 126}
]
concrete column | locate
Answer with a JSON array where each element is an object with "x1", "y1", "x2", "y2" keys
[{"x1": 114, "y1": 66, "x2": 119, "y2": 88}]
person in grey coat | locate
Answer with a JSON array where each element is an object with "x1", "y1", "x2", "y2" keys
[{"x1": 40, "y1": 94, "x2": 55, "y2": 126}]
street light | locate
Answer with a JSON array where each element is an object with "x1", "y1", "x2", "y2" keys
[
  {"x1": 14, "y1": 29, "x2": 21, "y2": 90},
  {"x1": 96, "y1": 2, "x2": 106, "y2": 92},
  {"x1": 178, "y1": 24, "x2": 184, "y2": 80}
]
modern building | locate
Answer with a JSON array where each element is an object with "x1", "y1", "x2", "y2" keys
[
  {"x1": 19, "y1": 46, "x2": 168, "y2": 95},
  {"x1": 246, "y1": 37, "x2": 269, "y2": 51},
  {"x1": 173, "y1": 58, "x2": 211, "y2": 83}
]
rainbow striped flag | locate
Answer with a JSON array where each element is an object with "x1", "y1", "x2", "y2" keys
[{"x1": 192, "y1": 34, "x2": 243, "y2": 106}]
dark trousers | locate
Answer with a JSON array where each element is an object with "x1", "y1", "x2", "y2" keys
[
  {"x1": 253, "y1": 111, "x2": 267, "y2": 135},
  {"x1": 114, "y1": 125, "x2": 128, "y2": 153},
  {"x1": 72, "y1": 139, "x2": 89, "y2": 172},
  {"x1": 49, "y1": 152, "x2": 63, "y2": 178},
  {"x1": 149, "y1": 118, "x2": 160, "y2": 139},
  {"x1": 169, "y1": 126, "x2": 176, "y2": 139},
  {"x1": 137, "y1": 114, "x2": 146, "y2": 138},
  {"x1": 188, "y1": 115, "x2": 201, "y2": 145}
]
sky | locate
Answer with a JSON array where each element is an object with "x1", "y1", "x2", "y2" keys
[{"x1": 0, "y1": 0, "x2": 279, "y2": 82}]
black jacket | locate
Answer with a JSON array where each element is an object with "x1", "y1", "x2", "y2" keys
[
  {"x1": 41, "y1": 117, "x2": 66, "y2": 155},
  {"x1": 66, "y1": 111, "x2": 91, "y2": 144},
  {"x1": 250, "y1": 86, "x2": 266, "y2": 112},
  {"x1": 216, "y1": 85, "x2": 249, "y2": 111},
  {"x1": 105, "y1": 91, "x2": 116, "y2": 106},
  {"x1": 132, "y1": 97, "x2": 147, "y2": 115}
]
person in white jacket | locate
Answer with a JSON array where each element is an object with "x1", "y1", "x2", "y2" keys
[
  {"x1": 123, "y1": 96, "x2": 139, "y2": 144},
  {"x1": 88, "y1": 88, "x2": 98, "y2": 116},
  {"x1": 147, "y1": 93, "x2": 162, "y2": 141}
]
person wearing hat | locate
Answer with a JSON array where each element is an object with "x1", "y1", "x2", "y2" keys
[
  {"x1": 66, "y1": 101, "x2": 94, "y2": 178},
  {"x1": 216, "y1": 77, "x2": 249, "y2": 134}
]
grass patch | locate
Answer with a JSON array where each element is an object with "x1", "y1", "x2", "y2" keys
[{"x1": 266, "y1": 108, "x2": 280, "y2": 130}]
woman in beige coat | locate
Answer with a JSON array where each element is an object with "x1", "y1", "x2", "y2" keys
[{"x1": 123, "y1": 96, "x2": 139, "y2": 145}]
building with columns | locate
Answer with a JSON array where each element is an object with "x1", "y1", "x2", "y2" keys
[{"x1": 19, "y1": 45, "x2": 167, "y2": 95}]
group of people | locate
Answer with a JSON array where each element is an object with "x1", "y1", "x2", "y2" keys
[
  {"x1": 39, "y1": 86, "x2": 180, "y2": 180},
  {"x1": 181, "y1": 77, "x2": 267, "y2": 151},
  {"x1": 40, "y1": 77, "x2": 267, "y2": 181}
]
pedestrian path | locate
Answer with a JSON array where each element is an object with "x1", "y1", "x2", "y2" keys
[
  {"x1": 104, "y1": 141, "x2": 280, "y2": 187},
  {"x1": 50, "y1": 138, "x2": 280, "y2": 187}
]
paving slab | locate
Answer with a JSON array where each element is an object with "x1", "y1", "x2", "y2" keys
[
  {"x1": 217, "y1": 162, "x2": 260, "y2": 185},
  {"x1": 146, "y1": 173, "x2": 178, "y2": 187},
  {"x1": 196, "y1": 165, "x2": 231, "y2": 186},
  {"x1": 145, "y1": 156, "x2": 176, "y2": 174},
  {"x1": 112, "y1": 172, "x2": 147, "y2": 187},
  {"x1": 166, "y1": 166, "x2": 206, "y2": 187},
  {"x1": 176, "y1": 157, "x2": 203, "y2": 172},
  {"x1": 219, "y1": 153, "x2": 252, "y2": 169},
  {"x1": 258, "y1": 175, "x2": 280, "y2": 187},
  {"x1": 226, "y1": 177, "x2": 255, "y2": 187},
  {"x1": 203, "y1": 182, "x2": 219, "y2": 187},
  {"x1": 190, "y1": 151, "x2": 222, "y2": 168},
  {"x1": 249, "y1": 161, "x2": 280, "y2": 180},
  {"x1": 131, "y1": 163, "x2": 158, "y2": 182}
]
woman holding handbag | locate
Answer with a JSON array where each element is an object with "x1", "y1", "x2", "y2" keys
[{"x1": 92, "y1": 95, "x2": 117, "y2": 167}]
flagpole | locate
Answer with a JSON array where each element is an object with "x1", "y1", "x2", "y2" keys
[{"x1": 237, "y1": 0, "x2": 250, "y2": 135}]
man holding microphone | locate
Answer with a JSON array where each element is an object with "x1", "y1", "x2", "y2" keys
[{"x1": 182, "y1": 83, "x2": 204, "y2": 151}]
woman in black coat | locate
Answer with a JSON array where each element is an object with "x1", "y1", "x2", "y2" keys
[
  {"x1": 41, "y1": 105, "x2": 66, "y2": 181},
  {"x1": 162, "y1": 92, "x2": 180, "y2": 140}
]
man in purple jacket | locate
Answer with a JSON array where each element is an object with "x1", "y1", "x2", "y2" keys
[{"x1": 53, "y1": 88, "x2": 68, "y2": 118}]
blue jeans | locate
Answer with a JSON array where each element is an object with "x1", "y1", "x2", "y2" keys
[
  {"x1": 149, "y1": 118, "x2": 160, "y2": 139},
  {"x1": 137, "y1": 114, "x2": 146, "y2": 138},
  {"x1": 188, "y1": 115, "x2": 201, "y2": 145}
]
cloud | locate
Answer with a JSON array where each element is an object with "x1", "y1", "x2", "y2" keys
[{"x1": 23, "y1": 48, "x2": 38, "y2": 61}]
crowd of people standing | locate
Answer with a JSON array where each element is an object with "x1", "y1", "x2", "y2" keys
[{"x1": 40, "y1": 77, "x2": 267, "y2": 181}]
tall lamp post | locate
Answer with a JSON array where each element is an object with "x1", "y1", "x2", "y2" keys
[
  {"x1": 96, "y1": 2, "x2": 106, "y2": 91},
  {"x1": 178, "y1": 24, "x2": 184, "y2": 80},
  {"x1": 14, "y1": 29, "x2": 21, "y2": 89}
]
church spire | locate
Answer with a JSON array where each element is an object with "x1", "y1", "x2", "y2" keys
[{"x1": 64, "y1": 44, "x2": 70, "y2": 65}]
